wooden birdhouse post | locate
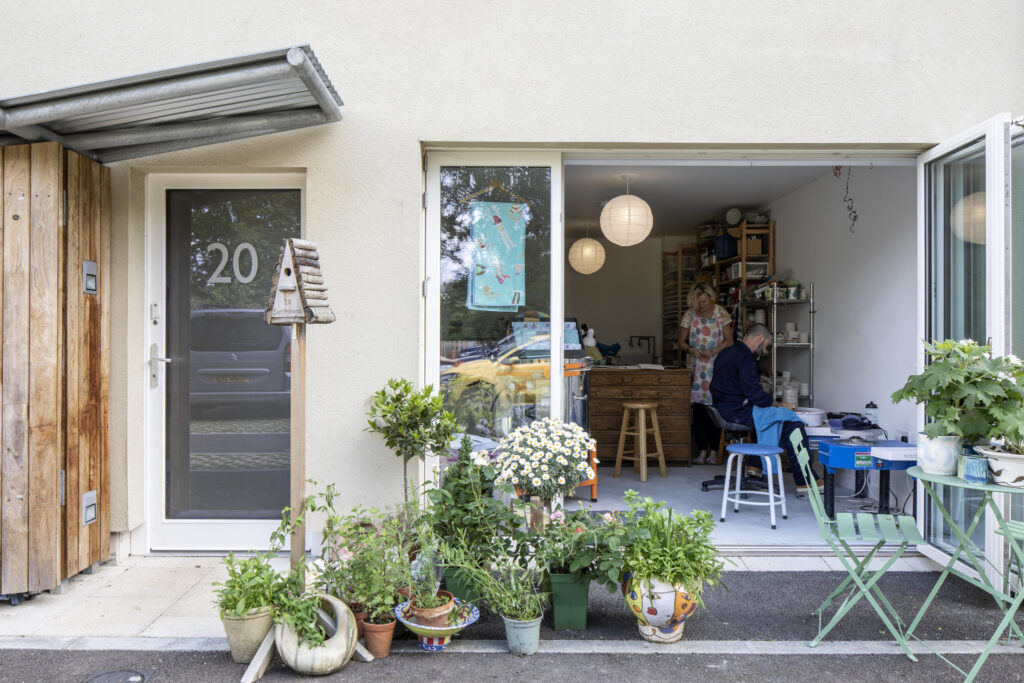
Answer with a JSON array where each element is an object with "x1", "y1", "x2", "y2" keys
[{"x1": 265, "y1": 238, "x2": 335, "y2": 566}]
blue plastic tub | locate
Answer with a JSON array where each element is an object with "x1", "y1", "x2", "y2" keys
[{"x1": 713, "y1": 235, "x2": 737, "y2": 259}]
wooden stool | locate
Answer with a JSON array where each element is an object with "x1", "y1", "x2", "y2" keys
[{"x1": 613, "y1": 400, "x2": 667, "y2": 483}]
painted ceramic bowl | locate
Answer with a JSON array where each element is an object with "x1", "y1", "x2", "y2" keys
[
  {"x1": 622, "y1": 574, "x2": 699, "y2": 643},
  {"x1": 977, "y1": 446, "x2": 1024, "y2": 488},
  {"x1": 393, "y1": 598, "x2": 479, "y2": 651}
]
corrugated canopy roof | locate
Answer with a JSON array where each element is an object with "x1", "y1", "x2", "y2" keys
[{"x1": 0, "y1": 46, "x2": 342, "y2": 163}]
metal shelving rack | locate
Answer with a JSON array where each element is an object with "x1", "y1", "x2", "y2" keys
[{"x1": 744, "y1": 282, "x2": 815, "y2": 406}]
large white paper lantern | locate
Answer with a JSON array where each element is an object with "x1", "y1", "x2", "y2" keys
[
  {"x1": 951, "y1": 191, "x2": 985, "y2": 245},
  {"x1": 600, "y1": 175, "x2": 653, "y2": 246},
  {"x1": 568, "y1": 237, "x2": 606, "y2": 274}
]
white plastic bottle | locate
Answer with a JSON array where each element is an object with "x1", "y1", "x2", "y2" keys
[{"x1": 864, "y1": 401, "x2": 879, "y2": 426}]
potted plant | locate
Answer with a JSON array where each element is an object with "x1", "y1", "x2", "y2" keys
[
  {"x1": 439, "y1": 533, "x2": 548, "y2": 656},
  {"x1": 212, "y1": 551, "x2": 280, "y2": 664},
  {"x1": 494, "y1": 417, "x2": 596, "y2": 531},
  {"x1": 596, "y1": 491, "x2": 724, "y2": 643},
  {"x1": 892, "y1": 339, "x2": 1024, "y2": 475},
  {"x1": 535, "y1": 507, "x2": 601, "y2": 630},
  {"x1": 428, "y1": 435, "x2": 521, "y2": 604},
  {"x1": 273, "y1": 564, "x2": 358, "y2": 675}
]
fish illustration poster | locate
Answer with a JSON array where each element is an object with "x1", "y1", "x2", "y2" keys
[{"x1": 466, "y1": 201, "x2": 526, "y2": 311}]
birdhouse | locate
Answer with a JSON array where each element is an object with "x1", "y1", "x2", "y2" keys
[{"x1": 265, "y1": 238, "x2": 336, "y2": 325}]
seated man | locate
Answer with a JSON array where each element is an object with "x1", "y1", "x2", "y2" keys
[{"x1": 709, "y1": 323, "x2": 822, "y2": 492}]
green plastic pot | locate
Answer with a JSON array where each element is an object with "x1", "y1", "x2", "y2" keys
[
  {"x1": 443, "y1": 566, "x2": 481, "y2": 607},
  {"x1": 549, "y1": 572, "x2": 590, "y2": 630}
]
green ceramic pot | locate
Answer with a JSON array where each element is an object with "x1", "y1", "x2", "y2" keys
[
  {"x1": 549, "y1": 572, "x2": 590, "y2": 630},
  {"x1": 443, "y1": 566, "x2": 481, "y2": 607}
]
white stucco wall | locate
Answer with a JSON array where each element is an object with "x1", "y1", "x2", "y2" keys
[{"x1": 3, "y1": 1, "x2": 1022, "y2": 541}]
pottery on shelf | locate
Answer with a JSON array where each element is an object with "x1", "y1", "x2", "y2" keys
[
  {"x1": 622, "y1": 574, "x2": 699, "y2": 643},
  {"x1": 394, "y1": 598, "x2": 479, "y2": 652},
  {"x1": 916, "y1": 433, "x2": 961, "y2": 475}
]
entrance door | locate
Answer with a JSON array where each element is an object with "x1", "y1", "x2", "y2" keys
[
  {"x1": 145, "y1": 173, "x2": 303, "y2": 551},
  {"x1": 917, "y1": 114, "x2": 1014, "y2": 578}
]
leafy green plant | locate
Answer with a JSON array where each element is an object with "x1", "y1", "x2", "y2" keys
[
  {"x1": 275, "y1": 565, "x2": 327, "y2": 647},
  {"x1": 212, "y1": 551, "x2": 280, "y2": 618},
  {"x1": 366, "y1": 378, "x2": 457, "y2": 502},
  {"x1": 592, "y1": 491, "x2": 724, "y2": 606},
  {"x1": 534, "y1": 507, "x2": 602, "y2": 580},
  {"x1": 427, "y1": 436, "x2": 521, "y2": 556},
  {"x1": 438, "y1": 531, "x2": 547, "y2": 621},
  {"x1": 892, "y1": 339, "x2": 1024, "y2": 447}
]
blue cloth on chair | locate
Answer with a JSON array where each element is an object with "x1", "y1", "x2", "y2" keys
[{"x1": 753, "y1": 405, "x2": 801, "y2": 446}]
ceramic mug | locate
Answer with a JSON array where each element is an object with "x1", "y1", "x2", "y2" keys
[
  {"x1": 798, "y1": 331, "x2": 809, "y2": 344},
  {"x1": 784, "y1": 322, "x2": 797, "y2": 332}
]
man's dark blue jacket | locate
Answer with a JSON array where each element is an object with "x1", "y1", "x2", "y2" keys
[{"x1": 709, "y1": 342, "x2": 772, "y2": 429}]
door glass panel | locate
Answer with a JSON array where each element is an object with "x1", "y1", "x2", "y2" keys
[
  {"x1": 166, "y1": 189, "x2": 299, "y2": 519},
  {"x1": 1008, "y1": 138, "x2": 1024, "y2": 536},
  {"x1": 438, "y1": 166, "x2": 552, "y2": 441},
  {"x1": 924, "y1": 138, "x2": 987, "y2": 552}
]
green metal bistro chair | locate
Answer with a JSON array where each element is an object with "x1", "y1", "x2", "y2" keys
[{"x1": 790, "y1": 430, "x2": 925, "y2": 661}]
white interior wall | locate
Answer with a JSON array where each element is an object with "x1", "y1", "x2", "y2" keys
[
  {"x1": 767, "y1": 166, "x2": 918, "y2": 503},
  {"x1": 565, "y1": 239, "x2": 663, "y2": 359}
]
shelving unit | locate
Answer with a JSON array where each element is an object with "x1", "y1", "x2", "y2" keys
[
  {"x1": 697, "y1": 221, "x2": 775, "y2": 311},
  {"x1": 744, "y1": 282, "x2": 815, "y2": 405},
  {"x1": 661, "y1": 244, "x2": 698, "y2": 365}
]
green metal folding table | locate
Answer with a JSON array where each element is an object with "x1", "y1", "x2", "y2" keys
[{"x1": 905, "y1": 466, "x2": 1024, "y2": 682}]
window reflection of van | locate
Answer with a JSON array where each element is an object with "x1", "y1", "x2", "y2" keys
[{"x1": 190, "y1": 309, "x2": 290, "y2": 412}]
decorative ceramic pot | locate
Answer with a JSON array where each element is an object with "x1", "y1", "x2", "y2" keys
[
  {"x1": 957, "y1": 454, "x2": 990, "y2": 484},
  {"x1": 622, "y1": 574, "x2": 700, "y2": 643},
  {"x1": 408, "y1": 590, "x2": 455, "y2": 627},
  {"x1": 501, "y1": 614, "x2": 543, "y2": 656},
  {"x1": 221, "y1": 605, "x2": 274, "y2": 664},
  {"x1": 977, "y1": 445, "x2": 1024, "y2": 488},
  {"x1": 362, "y1": 618, "x2": 397, "y2": 659},
  {"x1": 394, "y1": 598, "x2": 480, "y2": 651},
  {"x1": 916, "y1": 433, "x2": 961, "y2": 475},
  {"x1": 274, "y1": 594, "x2": 357, "y2": 676}
]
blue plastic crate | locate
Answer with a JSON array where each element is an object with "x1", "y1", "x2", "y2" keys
[{"x1": 713, "y1": 235, "x2": 737, "y2": 259}]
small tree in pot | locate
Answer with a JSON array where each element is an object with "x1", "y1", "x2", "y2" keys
[{"x1": 366, "y1": 378, "x2": 457, "y2": 502}]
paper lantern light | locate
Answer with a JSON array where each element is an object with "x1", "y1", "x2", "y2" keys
[
  {"x1": 568, "y1": 237, "x2": 606, "y2": 274},
  {"x1": 600, "y1": 174, "x2": 653, "y2": 247},
  {"x1": 951, "y1": 191, "x2": 986, "y2": 245}
]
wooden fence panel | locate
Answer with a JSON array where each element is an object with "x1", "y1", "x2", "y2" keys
[
  {"x1": 64, "y1": 152, "x2": 82, "y2": 578},
  {"x1": 2, "y1": 145, "x2": 31, "y2": 594},
  {"x1": 27, "y1": 142, "x2": 61, "y2": 590}
]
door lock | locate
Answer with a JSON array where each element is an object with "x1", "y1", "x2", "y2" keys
[{"x1": 150, "y1": 343, "x2": 172, "y2": 388}]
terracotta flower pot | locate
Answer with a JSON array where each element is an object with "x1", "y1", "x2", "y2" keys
[
  {"x1": 362, "y1": 617, "x2": 397, "y2": 658},
  {"x1": 409, "y1": 590, "x2": 455, "y2": 627},
  {"x1": 347, "y1": 601, "x2": 367, "y2": 639}
]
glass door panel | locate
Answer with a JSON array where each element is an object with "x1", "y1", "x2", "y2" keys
[
  {"x1": 165, "y1": 189, "x2": 299, "y2": 519},
  {"x1": 436, "y1": 165, "x2": 553, "y2": 443}
]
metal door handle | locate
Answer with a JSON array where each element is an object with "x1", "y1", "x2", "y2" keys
[{"x1": 151, "y1": 357, "x2": 172, "y2": 364}]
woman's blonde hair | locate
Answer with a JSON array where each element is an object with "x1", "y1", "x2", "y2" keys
[{"x1": 687, "y1": 282, "x2": 715, "y2": 312}]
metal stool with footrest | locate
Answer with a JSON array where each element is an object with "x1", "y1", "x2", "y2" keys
[{"x1": 700, "y1": 405, "x2": 770, "y2": 495}]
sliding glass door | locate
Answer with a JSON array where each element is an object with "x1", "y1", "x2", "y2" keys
[{"x1": 917, "y1": 114, "x2": 1014, "y2": 578}]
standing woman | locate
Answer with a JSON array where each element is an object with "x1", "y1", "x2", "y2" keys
[{"x1": 678, "y1": 282, "x2": 734, "y2": 465}]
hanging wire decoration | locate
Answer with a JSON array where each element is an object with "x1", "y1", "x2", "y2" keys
[{"x1": 834, "y1": 166, "x2": 858, "y2": 232}]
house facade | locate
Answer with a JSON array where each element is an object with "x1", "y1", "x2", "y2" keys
[{"x1": 1, "y1": 1, "x2": 1022, "y2": 584}]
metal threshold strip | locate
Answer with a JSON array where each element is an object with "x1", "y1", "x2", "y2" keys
[{"x1": 0, "y1": 45, "x2": 342, "y2": 163}]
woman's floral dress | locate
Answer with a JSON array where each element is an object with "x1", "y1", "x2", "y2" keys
[{"x1": 680, "y1": 305, "x2": 732, "y2": 405}]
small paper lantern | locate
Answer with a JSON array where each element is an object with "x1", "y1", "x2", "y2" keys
[
  {"x1": 600, "y1": 174, "x2": 653, "y2": 246},
  {"x1": 951, "y1": 191, "x2": 985, "y2": 245},
  {"x1": 568, "y1": 237, "x2": 606, "y2": 274}
]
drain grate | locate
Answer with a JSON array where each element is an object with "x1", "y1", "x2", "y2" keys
[{"x1": 85, "y1": 671, "x2": 146, "y2": 683}]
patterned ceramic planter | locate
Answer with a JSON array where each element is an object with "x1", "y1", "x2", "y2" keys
[
  {"x1": 957, "y1": 454, "x2": 990, "y2": 484},
  {"x1": 622, "y1": 574, "x2": 699, "y2": 643},
  {"x1": 977, "y1": 446, "x2": 1024, "y2": 488},
  {"x1": 394, "y1": 598, "x2": 480, "y2": 652},
  {"x1": 917, "y1": 433, "x2": 961, "y2": 475}
]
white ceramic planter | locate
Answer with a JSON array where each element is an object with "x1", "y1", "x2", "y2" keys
[
  {"x1": 623, "y1": 575, "x2": 700, "y2": 643},
  {"x1": 976, "y1": 445, "x2": 1024, "y2": 488},
  {"x1": 274, "y1": 594, "x2": 357, "y2": 676},
  {"x1": 916, "y1": 433, "x2": 961, "y2": 475}
]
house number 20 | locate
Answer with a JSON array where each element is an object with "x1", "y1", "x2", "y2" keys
[{"x1": 206, "y1": 242, "x2": 258, "y2": 284}]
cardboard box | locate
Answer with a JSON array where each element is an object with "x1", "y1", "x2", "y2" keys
[{"x1": 745, "y1": 236, "x2": 765, "y2": 255}]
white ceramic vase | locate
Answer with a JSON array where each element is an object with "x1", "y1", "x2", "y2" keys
[
  {"x1": 916, "y1": 433, "x2": 961, "y2": 475},
  {"x1": 274, "y1": 594, "x2": 357, "y2": 676}
]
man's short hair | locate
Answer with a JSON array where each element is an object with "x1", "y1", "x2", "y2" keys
[{"x1": 744, "y1": 323, "x2": 772, "y2": 340}]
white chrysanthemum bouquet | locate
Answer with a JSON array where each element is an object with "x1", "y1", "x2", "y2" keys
[{"x1": 495, "y1": 417, "x2": 597, "y2": 498}]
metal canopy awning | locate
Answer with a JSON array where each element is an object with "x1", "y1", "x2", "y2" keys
[{"x1": 0, "y1": 46, "x2": 342, "y2": 163}]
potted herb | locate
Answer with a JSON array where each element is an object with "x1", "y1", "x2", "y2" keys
[
  {"x1": 366, "y1": 378, "x2": 457, "y2": 502},
  {"x1": 597, "y1": 491, "x2": 724, "y2": 643},
  {"x1": 535, "y1": 508, "x2": 601, "y2": 630},
  {"x1": 428, "y1": 435, "x2": 521, "y2": 604},
  {"x1": 493, "y1": 417, "x2": 596, "y2": 531},
  {"x1": 273, "y1": 564, "x2": 358, "y2": 675},
  {"x1": 892, "y1": 339, "x2": 1024, "y2": 475},
  {"x1": 440, "y1": 533, "x2": 548, "y2": 656},
  {"x1": 212, "y1": 551, "x2": 279, "y2": 664}
]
